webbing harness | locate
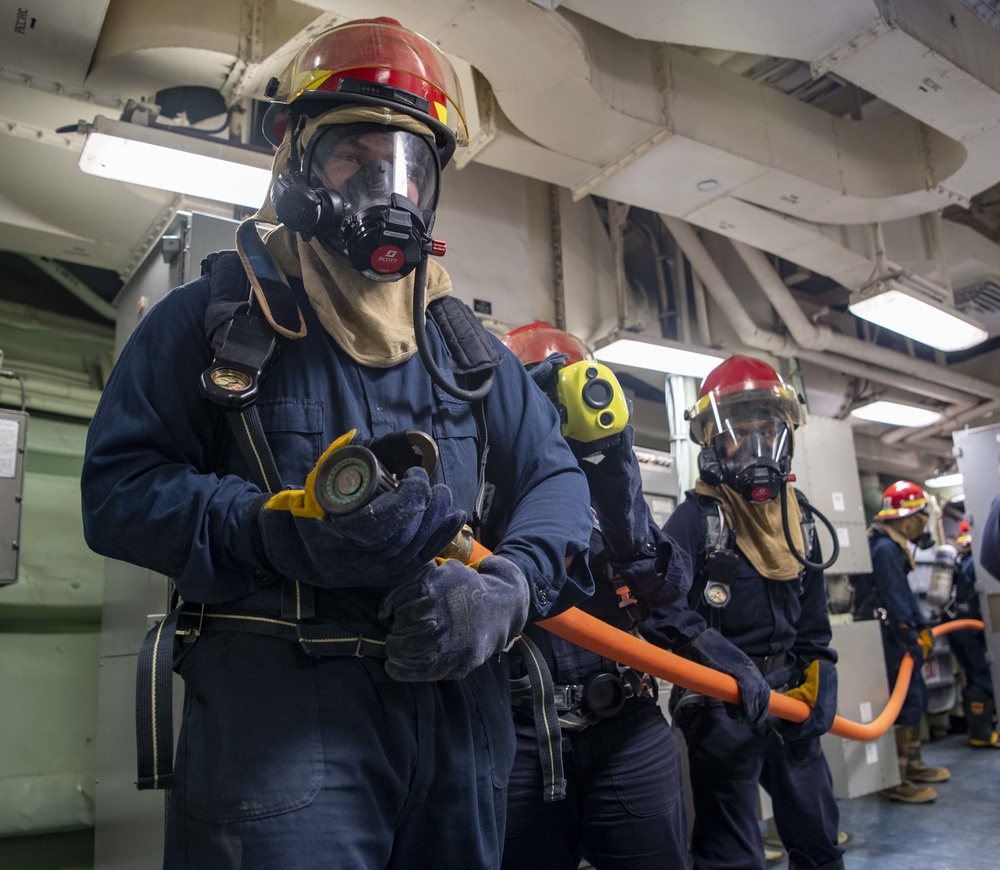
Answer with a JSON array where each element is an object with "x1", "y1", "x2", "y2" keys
[
  {"x1": 135, "y1": 249, "x2": 499, "y2": 791},
  {"x1": 687, "y1": 489, "x2": 817, "y2": 631}
]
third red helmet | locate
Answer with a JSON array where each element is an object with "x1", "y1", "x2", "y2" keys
[
  {"x1": 500, "y1": 322, "x2": 592, "y2": 367},
  {"x1": 875, "y1": 480, "x2": 929, "y2": 520}
]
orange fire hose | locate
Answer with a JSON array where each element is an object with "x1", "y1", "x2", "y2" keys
[
  {"x1": 452, "y1": 532, "x2": 983, "y2": 741},
  {"x1": 538, "y1": 609, "x2": 984, "y2": 741}
]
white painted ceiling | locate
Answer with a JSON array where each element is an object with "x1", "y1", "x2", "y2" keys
[{"x1": 3, "y1": 0, "x2": 1000, "y2": 481}]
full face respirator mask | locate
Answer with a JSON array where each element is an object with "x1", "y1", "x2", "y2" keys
[
  {"x1": 698, "y1": 419, "x2": 793, "y2": 504},
  {"x1": 270, "y1": 121, "x2": 442, "y2": 282}
]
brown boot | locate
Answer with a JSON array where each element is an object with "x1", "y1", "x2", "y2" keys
[
  {"x1": 878, "y1": 725, "x2": 938, "y2": 803},
  {"x1": 905, "y1": 728, "x2": 951, "y2": 782},
  {"x1": 878, "y1": 780, "x2": 938, "y2": 803}
]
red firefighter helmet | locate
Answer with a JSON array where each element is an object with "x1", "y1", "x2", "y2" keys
[
  {"x1": 262, "y1": 17, "x2": 468, "y2": 165},
  {"x1": 686, "y1": 355, "x2": 804, "y2": 447},
  {"x1": 956, "y1": 519, "x2": 972, "y2": 546},
  {"x1": 500, "y1": 322, "x2": 592, "y2": 366},
  {"x1": 875, "y1": 480, "x2": 929, "y2": 520}
]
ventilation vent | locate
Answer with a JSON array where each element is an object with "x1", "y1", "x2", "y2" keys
[
  {"x1": 955, "y1": 280, "x2": 1000, "y2": 315},
  {"x1": 961, "y1": 0, "x2": 1000, "y2": 30}
]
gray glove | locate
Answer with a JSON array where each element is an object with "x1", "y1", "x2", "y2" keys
[{"x1": 378, "y1": 555, "x2": 530, "y2": 681}]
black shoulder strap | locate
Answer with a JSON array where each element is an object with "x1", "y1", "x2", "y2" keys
[
  {"x1": 199, "y1": 250, "x2": 284, "y2": 493},
  {"x1": 426, "y1": 295, "x2": 503, "y2": 528},
  {"x1": 427, "y1": 295, "x2": 503, "y2": 377},
  {"x1": 688, "y1": 492, "x2": 734, "y2": 628},
  {"x1": 200, "y1": 250, "x2": 313, "y2": 622},
  {"x1": 202, "y1": 250, "x2": 252, "y2": 340}
]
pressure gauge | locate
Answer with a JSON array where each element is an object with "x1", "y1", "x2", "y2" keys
[{"x1": 704, "y1": 581, "x2": 731, "y2": 609}]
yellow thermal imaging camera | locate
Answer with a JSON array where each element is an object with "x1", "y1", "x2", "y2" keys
[{"x1": 554, "y1": 360, "x2": 632, "y2": 456}]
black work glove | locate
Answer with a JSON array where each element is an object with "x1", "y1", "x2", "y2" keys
[
  {"x1": 582, "y1": 424, "x2": 651, "y2": 561},
  {"x1": 378, "y1": 555, "x2": 530, "y2": 681},
  {"x1": 255, "y1": 432, "x2": 466, "y2": 588},
  {"x1": 680, "y1": 629, "x2": 772, "y2": 727},
  {"x1": 773, "y1": 659, "x2": 838, "y2": 743},
  {"x1": 526, "y1": 351, "x2": 569, "y2": 394},
  {"x1": 901, "y1": 627, "x2": 932, "y2": 664}
]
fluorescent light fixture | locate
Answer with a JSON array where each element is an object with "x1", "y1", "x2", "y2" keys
[
  {"x1": 924, "y1": 472, "x2": 963, "y2": 489},
  {"x1": 849, "y1": 275, "x2": 988, "y2": 352},
  {"x1": 79, "y1": 115, "x2": 273, "y2": 208},
  {"x1": 593, "y1": 338, "x2": 722, "y2": 377},
  {"x1": 850, "y1": 400, "x2": 942, "y2": 427}
]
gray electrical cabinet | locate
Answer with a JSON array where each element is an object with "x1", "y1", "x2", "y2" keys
[
  {"x1": 94, "y1": 211, "x2": 239, "y2": 869},
  {"x1": 790, "y1": 415, "x2": 872, "y2": 576},
  {"x1": 952, "y1": 422, "x2": 1000, "y2": 709},
  {"x1": 634, "y1": 444, "x2": 681, "y2": 528},
  {"x1": 0, "y1": 409, "x2": 27, "y2": 584},
  {"x1": 820, "y1": 620, "x2": 901, "y2": 797}
]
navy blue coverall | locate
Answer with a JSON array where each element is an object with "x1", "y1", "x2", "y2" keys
[
  {"x1": 854, "y1": 526, "x2": 927, "y2": 726},
  {"x1": 652, "y1": 494, "x2": 842, "y2": 870},
  {"x1": 502, "y1": 521, "x2": 691, "y2": 870},
  {"x1": 946, "y1": 554, "x2": 994, "y2": 716},
  {"x1": 81, "y1": 270, "x2": 594, "y2": 870},
  {"x1": 982, "y1": 493, "x2": 1000, "y2": 581}
]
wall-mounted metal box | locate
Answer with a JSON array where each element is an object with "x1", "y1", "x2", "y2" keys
[
  {"x1": 952, "y1": 422, "x2": 1000, "y2": 710},
  {"x1": 634, "y1": 444, "x2": 681, "y2": 528},
  {"x1": 790, "y1": 415, "x2": 872, "y2": 575},
  {"x1": 0, "y1": 409, "x2": 27, "y2": 584},
  {"x1": 820, "y1": 620, "x2": 900, "y2": 798}
]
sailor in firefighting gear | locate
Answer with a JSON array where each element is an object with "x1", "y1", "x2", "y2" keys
[
  {"x1": 942, "y1": 521, "x2": 1000, "y2": 748},
  {"x1": 80, "y1": 20, "x2": 593, "y2": 870},
  {"x1": 854, "y1": 480, "x2": 950, "y2": 803},
  {"x1": 650, "y1": 354, "x2": 844, "y2": 870},
  {"x1": 497, "y1": 325, "x2": 771, "y2": 870}
]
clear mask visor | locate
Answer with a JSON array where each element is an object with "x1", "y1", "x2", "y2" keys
[
  {"x1": 710, "y1": 416, "x2": 793, "y2": 470},
  {"x1": 304, "y1": 124, "x2": 438, "y2": 212}
]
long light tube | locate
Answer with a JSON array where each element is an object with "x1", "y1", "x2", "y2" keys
[
  {"x1": 849, "y1": 278, "x2": 988, "y2": 352},
  {"x1": 79, "y1": 116, "x2": 273, "y2": 209},
  {"x1": 593, "y1": 338, "x2": 722, "y2": 378},
  {"x1": 850, "y1": 400, "x2": 942, "y2": 427},
  {"x1": 924, "y1": 472, "x2": 964, "y2": 489}
]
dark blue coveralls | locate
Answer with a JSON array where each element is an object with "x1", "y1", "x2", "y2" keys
[
  {"x1": 982, "y1": 492, "x2": 1000, "y2": 581},
  {"x1": 854, "y1": 526, "x2": 927, "y2": 726},
  {"x1": 945, "y1": 554, "x2": 994, "y2": 719},
  {"x1": 502, "y1": 520, "x2": 691, "y2": 870},
  {"x1": 81, "y1": 270, "x2": 594, "y2": 870},
  {"x1": 652, "y1": 494, "x2": 842, "y2": 870}
]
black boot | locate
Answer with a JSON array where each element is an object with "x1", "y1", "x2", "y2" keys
[{"x1": 965, "y1": 693, "x2": 1000, "y2": 747}]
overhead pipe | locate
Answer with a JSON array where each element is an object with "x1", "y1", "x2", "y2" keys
[
  {"x1": 609, "y1": 201, "x2": 631, "y2": 335},
  {"x1": 661, "y1": 217, "x2": 984, "y2": 458},
  {"x1": 898, "y1": 398, "x2": 1000, "y2": 447},
  {"x1": 24, "y1": 255, "x2": 117, "y2": 321},
  {"x1": 729, "y1": 239, "x2": 1000, "y2": 403},
  {"x1": 727, "y1": 233, "x2": 988, "y2": 447},
  {"x1": 691, "y1": 270, "x2": 712, "y2": 347},
  {"x1": 660, "y1": 217, "x2": 796, "y2": 358},
  {"x1": 793, "y1": 349, "x2": 966, "y2": 408}
]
